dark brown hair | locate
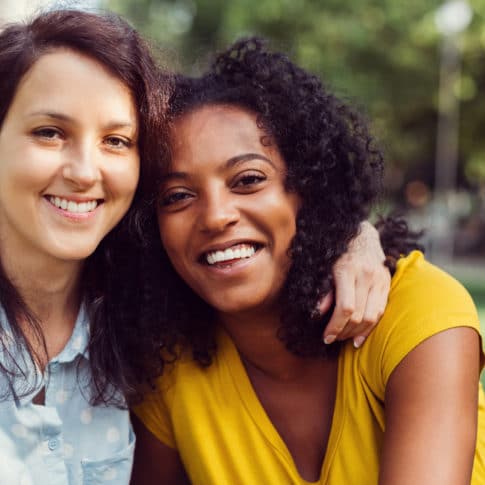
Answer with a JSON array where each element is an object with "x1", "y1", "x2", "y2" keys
[{"x1": 0, "y1": 9, "x2": 167, "y2": 405}]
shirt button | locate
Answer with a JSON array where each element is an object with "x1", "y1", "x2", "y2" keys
[{"x1": 48, "y1": 438, "x2": 59, "y2": 451}]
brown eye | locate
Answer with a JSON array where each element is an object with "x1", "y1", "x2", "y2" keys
[
  {"x1": 236, "y1": 175, "x2": 265, "y2": 186},
  {"x1": 232, "y1": 171, "x2": 267, "y2": 191},
  {"x1": 105, "y1": 136, "x2": 132, "y2": 149},
  {"x1": 32, "y1": 127, "x2": 63, "y2": 140},
  {"x1": 159, "y1": 191, "x2": 193, "y2": 207}
]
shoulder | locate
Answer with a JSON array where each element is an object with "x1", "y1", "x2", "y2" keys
[
  {"x1": 390, "y1": 250, "x2": 477, "y2": 316},
  {"x1": 132, "y1": 336, "x2": 232, "y2": 448},
  {"x1": 359, "y1": 251, "x2": 481, "y2": 392},
  {"x1": 133, "y1": 335, "x2": 228, "y2": 418},
  {"x1": 381, "y1": 250, "x2": 478, "y2": 333},
  {"x1": 131, "y1": 355, "x2": 191, "y2": 448}
]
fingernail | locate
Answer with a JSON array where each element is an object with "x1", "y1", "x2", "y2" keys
[
  {"x1": 324, "y1": 335, "x2": 336, "y2": 345},
  {"x1": 353, "y1": 336, "x2": 366, "y2": 348}
]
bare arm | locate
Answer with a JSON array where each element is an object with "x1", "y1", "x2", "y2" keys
[
  {"x1": 322, "y1": 221, "x2": 391, "y2": 348},
  {"x1": 380, "y1": 327, "x2": 480, "y2": 485},
  {"x1": 130, "y1": 413, "x2": 190, "y2": 485}
]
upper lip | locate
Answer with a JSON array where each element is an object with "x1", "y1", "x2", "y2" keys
[{"x1": 198, "y1": 238, "x2": 263, "y2": 258}]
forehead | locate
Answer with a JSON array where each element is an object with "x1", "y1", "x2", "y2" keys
[
  {"x1": 173, "y1": 104, "x2": 261, "y2": 137},
  {"x1": 7, "y1": 48, "x2": 136, "y2": 123},
  {"x1": 170, "y1": 104, "x2": 275, "y2": 161}
]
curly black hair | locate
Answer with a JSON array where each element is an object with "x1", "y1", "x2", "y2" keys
[{"x1": 133, "y1": 37, "x2": 419, "y2": 379}]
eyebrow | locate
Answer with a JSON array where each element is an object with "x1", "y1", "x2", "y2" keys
[
  {"x1": 27, "y1": 111, "x2": 72, "y2": 122},
  {"x1": 226, "y1": 153, "x2": 275, "y2": 169},
  {"x1": 161, "y1": 152, "x2": 275, "y2": 182},
  {"x1": 27, "y1": 111, "x2": 135, "y2": 130}
]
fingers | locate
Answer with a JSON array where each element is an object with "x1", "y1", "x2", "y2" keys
[
  {"x1": 336, "y1": 268, "x2": 375, "y2": 341},
  {"x1": 325, "y1": 286, "x2": 368, "y2": 346},
  {"x1": 360, "y1": 276, "x2": 389, "y2": 328},
  {"x1": 322, "y1": 269, "x2": 355, "y2": 344},
  {"x1": 322, "y1": 259, "x2": 391, "y2": 348}
]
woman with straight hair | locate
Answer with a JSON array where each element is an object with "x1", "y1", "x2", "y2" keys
[{"x1": 0, "y1": 9, "x2": 164, "y2": 484}]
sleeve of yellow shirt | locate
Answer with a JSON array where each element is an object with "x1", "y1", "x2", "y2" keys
[{"x1": 360, "y1": 250, "x2": 483, "y2": 397}]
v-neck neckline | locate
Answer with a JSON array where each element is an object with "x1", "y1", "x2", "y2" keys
[{"x1": 218, "y1": 329, "x2": 347, "y2": 484}]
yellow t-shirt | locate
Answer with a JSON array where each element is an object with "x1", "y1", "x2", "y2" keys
[{"x1": 135, "y1": 251, "x2": 485, "y2": 484}]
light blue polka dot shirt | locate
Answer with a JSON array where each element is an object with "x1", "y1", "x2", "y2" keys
[{"x1": 0, "y1": 305, "x2": 134, "y2": 484}]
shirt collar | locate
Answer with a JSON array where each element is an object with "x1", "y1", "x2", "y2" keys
[
  {"x1": 50, "y1": 302, "x2": 90, "y2": 364},
  {"x1": 1, "y1": 302, "x2": 90, "y2": 405},
  {"x1": 0, "y1": 302, "x2": 89, "y2": 364}
]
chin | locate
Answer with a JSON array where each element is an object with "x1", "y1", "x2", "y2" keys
[
  {"x1": 48, "y1": 242, "x2": 100, "y2": 262},
  {"x1": 195, "y1": 281, "x2": 280, "y2": 316},
  {"x1": 204, "y1": 294, "x2": 268, "y2": 317}
]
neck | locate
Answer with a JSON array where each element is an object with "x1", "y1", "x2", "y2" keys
[
  {"x1": 3, "y1": 253, "x2": 83, "y2": 319},
  {"x1": 1, "y1": 251, "x2": 84, "y2": 363},
  {"x1": 219, "y1": 308, "x2": 317, "y2": 381}
]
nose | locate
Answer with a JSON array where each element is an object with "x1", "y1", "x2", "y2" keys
[
  {"x1": 62, "y1": 143, "x2": 100, "y2": 189},
  {"x1": 197, "y1": 189, "x2": 239, "y2": 234}
]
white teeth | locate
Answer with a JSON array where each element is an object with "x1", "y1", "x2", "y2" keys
[
  {"x1": 48, "y1": 196, "x2": 98, "y2": 214},
  {"x1": 206, "y1": 244, "x2": 256, "y2": 265}
]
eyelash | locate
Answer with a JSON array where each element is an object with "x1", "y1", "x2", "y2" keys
[
  {"x1": 31, "y1": 129, "x2": 133, "y2": 150},
  {"x1": 32, "y1": 127, "x2": 63, "y2": 140},
  {"x1": 160, "y1": 191, "x2": 193, "y2": 207},
  {"x1": 233, "y1": 172, "x2": 267, "y2": 189},
  {"x1": 160, "y1": 171, "x2": 268, "y2": 209},
  {"x1": 104, "y1": 136, "x2": 133, "y2": 149}
]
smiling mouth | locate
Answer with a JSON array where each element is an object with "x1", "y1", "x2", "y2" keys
[
  {"x1": 46, "y1": 195, "x2": 102, "y2": 214},
  {"x1": 203, "y1": 243, "x2": 262, "y2": 266}
]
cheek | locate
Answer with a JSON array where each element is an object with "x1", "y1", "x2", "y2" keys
[
  {"x1": 158, "y1": 214, "x2": 195, "y2": 279},
  {"x1": 277, "y1": 192, "x2": 300, "y2": 239},
  {"x1": 106, "y1": 156, "x2": 140, "y2": 199},
  {"x1": 254, "y1": 190, "x2": 299, "y2": 245},
  {"x1": 3, "y1": 145, "x2": 61, "y2": 186},
  {"x1": 158, "y1": 215, "x2": 182, "y2": 260}
]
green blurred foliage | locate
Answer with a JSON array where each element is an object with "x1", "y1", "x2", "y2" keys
[{"x1": 105, "y1": 0, "x2": 485, "y2": 200}]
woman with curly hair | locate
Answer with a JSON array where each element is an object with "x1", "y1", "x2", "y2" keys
[{"x1": 131, "y1": 38, "x2": 485, "y2": 484}]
